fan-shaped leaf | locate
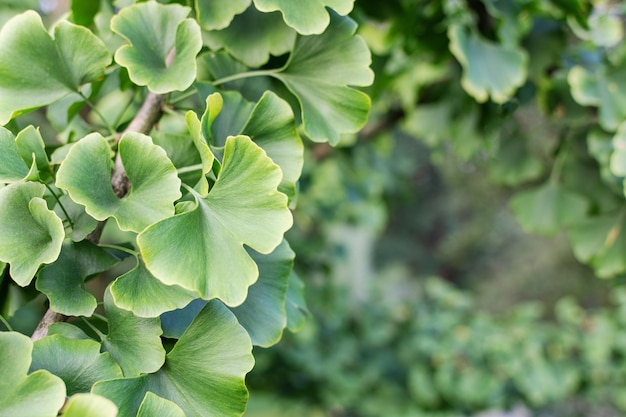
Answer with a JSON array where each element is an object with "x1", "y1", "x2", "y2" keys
[
  {"x1": 61, "y1": 394, "x2": 119, "y2": 417},
  {"x1": 56, "y1": 133, "x2": 181, "y2": 233},
  {"x1": 0, "y1": 182, "x2": 64, "y2": 286},
  {"x1": 0, "y1": 332, "x2": 66, "y2": 417},
  {"x1": 111, "y1": 2, "x2": 202, "y2": 93},
  {"x1": 0, "y1": 11, "x2": 111, "y2": 124},
  {"x1": 93, "y1": 301, "x2": 254, "y2": 417},
  {"x1": 195, "y1": 0, "x2": 250, "y2": 30},
  {"x1": 138, "y1": 135, "x2": 292, "y2": 306},
  {"x1": 0, "y1": 126, "x2": 30, "y2": 183},
  {"x1": 253, "y1": 0, "x2": 354, "y2": 35},
  {"x1": 137, "y1": 393, "x2": 185, "y2": 417}
]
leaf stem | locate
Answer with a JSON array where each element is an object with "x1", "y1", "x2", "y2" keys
[
  {"x1": 92, "y1": 312, "x2": 109, "y2": 323},
  {"x1": 168, "y1": 88, "x2": 199, "y2": 106},
  {"x1": 79, "y1": 92, "x2": 117, "y2": 137},
  {"x1": 98, "y1": 243, "x2": 139, "y2": 256},
  {"x1": 211, "y1": 69, "x2": 277, "y2": 86},
  {"x1": 80, "y1": 317, "x2": 106, "y2": 341},
  {"x1": 43, "y1": 183, "x2": 74, "y2": 229},
  {"x1": 177, "y1": 163, "x2": 204, "y2": 174},
  {"x1": 0, "y1": 314, "x2": 13, "y2": 331}
]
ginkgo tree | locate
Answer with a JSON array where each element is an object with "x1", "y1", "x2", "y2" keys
[{"x1": 0, "y1": 0, "x2": 372, "y2": 416}]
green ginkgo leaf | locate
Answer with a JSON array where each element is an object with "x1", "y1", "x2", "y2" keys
[
  {"x1": 93, "y1": 301, "x2": 254, "y2": 417},
  {"x1": 208, "y1": 91, "x2": 303, "y2": 200},
  {"x1": 15, "y1": 126, "x2": 51, "y2": 180},
  {"x1": 137, "y1": 393, "x2": 185, "y2": 417},
  {"x1": 568, "y1": 64, "x2": 626, "y2": 131},
  {"x1": 232, "y1": 240, "x2": 294, "y2": 347},
  {"x1": 111, "y1": 2, "x2": 202, "y2": 93},
  {"x1": 195, "y1": 0, "x2": 251, "y2": 30},
  {"x1": 102, "y1": 288, "x2": 165, "y2": 377},
  {"x1": 202, "y1": 6, "x2": 296, "y2": 67},
  {"x1": 272, "y1": 12, "x2": 373, "y2": 144},
  {"x1": 510, "y1": 180, "x2": 589, "y2": 236},
  {"x1": 56, "y1": 133, "x2": 181, "y2": 233},
  {"x1": 110, "y1": 256, "x2": 197, "y2": 318},
  {"x1": 253, "y1": 0, "x2": 354, "y2": 35},
  {"x1": 138, "y1": 135, "x2": 292, "y2": 306},
  {"x1": 0, "y1": 11, "x2": 111, "y2": 124},
  {"x1": 36, "y1": 240, "x2": 120, "y2": 317},
  {"x1": 0, "y1": 182, "x2": 64, "y2": 286},
  {"x1": 185, "y1": 98, "x2": 217, "y2": 196},
  {"x1": 31, "y1": 335, "x2": 123, "y2": 395},
  {"x1": 61, "y1": 394, "x2": 119, "y2": 417},
  {"x1": 0, "y1": 126, "x2": 30, "y2": 183},
  {"x1": 0, "y1": 332, "x2": 66, "y2": 417}
]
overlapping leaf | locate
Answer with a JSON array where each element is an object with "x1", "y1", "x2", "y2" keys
[
  {"x1": 31, "y1": 334, "x2": 122, "y2": 395},
  {"x1": 111, "y1": 2, "x2": 202, "y2": 93},
  {"x1": 0, "y1": 332, "x2": 66, "y2": 417},
  {"x1": 0, "y1": 127, "x2": 30, "y2": 182},
  {"x1": 137, "y1": 393, "x2": 185, "y2": 417},
  {"x1": 448, "y1": 25, "x2": 527, "y2": 103},
  {"x1": 93, "y1": 301, "x2": 254, "y2": 417},
  {"x1": 285, "y1": 271, "x2": 310, "y2": 331},
  {"x1": 56, "y1": 133, "x2": 181, "y2": 233},
  {"x1": 195, "y1": 0, "x2": 250, "y2": 30},
  {"x1": 102, "y1": 288, "x2": 165, "y2": 377},
  {"x1": 271, "y1": 12, "x2": 373, "y2": 144},
  {"x1": 0, "y1": 11, "x2": 111, "y2": 124},
  {"x1": 61, "y1": 394, "x2": 119, "y2": 417},
  {"x1": 138, "y1": 135, "x2": 292, "y2": 306},
  {"x1": 0, "y1": 182, "x2": 64, "y2": 286},
  {"x1": 202, "y1": 6, "x2": 295, "y2": 67},
  {"x1": 36, "y1": 240, "x2": 120, "y2": 317},
  {"x1": 253, "y1": 0, "x2": 354, "y2": 34}
]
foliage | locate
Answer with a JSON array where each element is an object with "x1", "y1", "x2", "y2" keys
[{"x1": 0, "y1": 0, "x2": 373, "y2": 416}]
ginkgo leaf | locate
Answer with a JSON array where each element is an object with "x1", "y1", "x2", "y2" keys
[
  {"x1": 202, "y1": 6, "x2": 296, "y2": 67},
  {"x1": 93, "y1": 301, "x2": 254, "y2": 417},
  {"x1": 138, "y1": 135, "x2": 292, "y2": 306},
  {"x1": 231, "y1": 241, "x2": 294, "y2": 347},
  {"x1": 285, "y1": 271, "x2": 310, "y2": 331},
  {"x1": 36, "y1": 240, "x2": 120, "y2": 317},
  {"x1": 137, "y1": 393, "x2": 185, "y2": 417},
  {"x1": 253, "y1": 0, "x2": 354, "y2": 35},
  {"x1": 0, "y1": 332, "x2": 66, "y2": 417},
  {"x1": 0, "y1": 182, "x2": 64, "y2": 286},
  {"x1": 0, "y1": 11, "x2": 111, "y2": 124},
  {"x1": 15, "y1": 126, "x2": 51, "y2": 180},
  {"x1": 110, "y1": 256, "x2": 197, "y2": 318},
  {"x1": 448, "y1": 25, "x2": 527, "y2": 104},
  {"x1": 31, "y1": 334, "x2": 123, "y2": 395},
  {"x1": 61, "y1": 394, "x2": 119, "y2": 417},
  {"x1": 195, "y1": 0, "x2": 250, "y2": 30},
  {"x1": 207, "y1": 91, "x2": 303, "y2": 201},
  {"x1": 185, "y1": 99, "x2": 217, "y2": 196},
  {"x1": 56, "y1": 133, "x2": 181, "y2": 233},
  {"x1": 271, "y1": 12, "x2": 373, "y2": 144},
  {"x1": 0, "y1": 126, "x2": 30, "y2": 183},
  {"x1": 568, "y1": 64, "x2": 626, "y2": 131},
  {"x1": 111, "y1": 2, "x2": 202, "y2": 93},
  {"x1": 510, "y1": 180, "x2": 589, "y2": 236},
  {"x1": 102, "y1": 288, "x2": 165, "y2": 377}
]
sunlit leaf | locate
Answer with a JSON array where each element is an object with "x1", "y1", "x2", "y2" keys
[
  {"x1": 0, "y1": 11, "x2": 111, "y2": 124},
  {"x1": 31, "y1": 334, "x2": 122, "y2": 395},
  {"x1": 111, "y1": 2, "x2": 202, "y2": 93},
  {"x1": 36, "y1": 240, "x2": 120, "y2": 317},
  {"x1": 0, "y1": 332, "x2": 66, "y2": 417},
  {"x1": 449, "y1": 25, "x2": 527, "y2": 103},
  {"x1": 102, "y1": 288, "x2": 165, "y2": 377},
  {"x1": 0, "y1": 182, "x2": 64, "y2": 286},
  {"x1": 0, "y1": 126, "x2": 30, "y2": 182},
  {"x1": 61, "y1": 394, "x2": 119, "y2": 417},
  {"x1": 56, "y1": 132, "x2": 181, "y2": 233},
  {"x1": 137, "y1": 393, "x2": 185, "y2": 417},
  {"x1": 253, "y1": 0, "x2": 354, "y2": 35},
  {"x1": 138, "y1": 135, "x2": 292, "y2": 306},
  {"x1": 93, "y1": 301, "x2": 254, "y2": 417},
  {"x1": 195, "y1": 0, "x2": 250, "y2": 30}
]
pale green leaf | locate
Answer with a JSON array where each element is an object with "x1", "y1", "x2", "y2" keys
[
  {"x1": 61, "y1": 394, "x2": 119, "y2": 417},
  {"x1": 56, "y1": 132, "x2": 181, "y2": 233},
  {"x1": 48, "y1": 322, "x2": 92, "y2": 341},
  {"x1": 102, "y1": 288, "x2": 165, "y2": 377},
  {"x1": 448, "y1": 25, "x2": 527, "y2": 104},
  {"x1": 202, "y1": 7, "x2": 295, "y2": 67},
  {"x1": 137, "y1": 393, "x2": 185, "y2": 417},
  {"x1": 272, "y1": 13, "x2": 373, "y2": 144},
  {"x1": 610, "y1": 121, "x2": 626, "y2": 180},
  {"x1": 253, "y1": 0, "x2": 354, "y2": 35},
  {"x1": 195, "y1": 0, "x2": 251, "y2": 30},
  {"x1": 110, "y1": 256, "x2": 197, "y2": 318},
  {"x1": 185, "y1": 98, "x2": 217, "y2": 196},
  {"x1": 36, "y1": 240, "x2": 120, "y2": 317},
  {"x1": 0, "y1": 332, "x2": 66, "y2": 417},
  {"x1": 31, "y1": 334, "x2": 123, "y2": 395},
  {"x1": 15, "y1": 126, "x2": 51, "y2": 180},
  {"x1": 285, "y1": 271, "x2": 310, "y2": 331},
  {"x1": 0, "y1": 11, "x2": 111, "y2": 124},
  {"x1": 138, "y1": 135, "x2": 292, "y2": 306},
  {"x1": 0, "y1": 126, "x2": 30, "y2": 183},
  {"x1": 111, "y1": 2, "x2": 202, "y2": 93},
  {"x1": 93, "y1": 301, "x2": 254, "y2": 417},
  {"x1": 510, "y1": 181, "x2": 589, "y2": 236},
  {"x1": 232, "y1": 241, "x2": 294, "y2": 347},
  {"x1": 0, "y1": 182, "x2": 64, "y2": 286}
]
